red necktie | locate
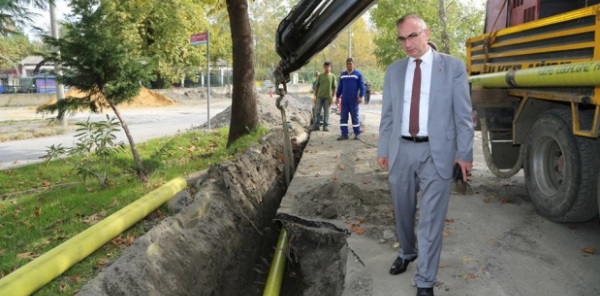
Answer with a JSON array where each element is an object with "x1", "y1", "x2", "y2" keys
[{"x1": 409, "y1": 59, "x2": 422, "y2": 137}]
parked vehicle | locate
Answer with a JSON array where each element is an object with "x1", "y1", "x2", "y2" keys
[{"x1": 467, "y1": 0, "x2": 600, "y2": 222}]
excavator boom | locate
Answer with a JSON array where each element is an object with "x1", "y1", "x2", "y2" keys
[{"x1": 274, "y1": 0, "x2": 376, "y2": 88}]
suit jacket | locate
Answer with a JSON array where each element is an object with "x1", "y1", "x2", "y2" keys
[{"x1": 377, "y1": 51, "x2": 474, "y2": 179}]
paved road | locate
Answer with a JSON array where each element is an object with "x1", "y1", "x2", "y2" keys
[{"x1": 0, "y1": 100, "x2": 231, "y2": 170}]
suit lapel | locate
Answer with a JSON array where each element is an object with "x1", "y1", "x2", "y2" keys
[
  {"x1": 429, "y1": 51, "x2": 443, "y2": 111},
  {"x1": 397, "y1": 59, "x2": 409, "y2": 115}
]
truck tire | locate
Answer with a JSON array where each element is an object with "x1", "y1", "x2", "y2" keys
[
  {"x1": 480, "y1": 116, "x2": 523, "y2": 178},
  {"x1": 524, "y1": 109, "x2": 599, "y2": 222}
]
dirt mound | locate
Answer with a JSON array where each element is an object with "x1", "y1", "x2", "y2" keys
[
  {"x1": 46, "y1": 87, "x2": 176, "y2": 108},
  {"x1": 159, "y1": 89, "x2": 231, "y2": 102},
  {"x1": 198, "y1": 92, "x2": 313, "y2": 129},
  {"x1": 295, "y1": 181, "x2": 394, "y2": 225}
]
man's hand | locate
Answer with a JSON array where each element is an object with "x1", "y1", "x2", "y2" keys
[
  {"x1": 357, "y1": 97, "x2": 363, "y2": 104},
  {"x1": 454, "y1": 160, "x2": 473, "y2": 181},
  {"x1": 377, "y1": 157, "x2": 389, "y2": 170},
  {"x1": 335, "y1": 97, "x2": 340, "y2": 105}
]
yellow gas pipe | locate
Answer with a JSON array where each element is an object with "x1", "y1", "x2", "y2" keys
[
  {"x1": 0, "y1": 177, "x2": 187, "y2": 296},
  {"x1": 469, "y1": 60, "x2": 600, "y2": 88},
  {"x1": 262, "y1": 227, "x2": 289, "y2": 296}
]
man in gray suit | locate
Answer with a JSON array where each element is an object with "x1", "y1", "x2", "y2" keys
[{"x1": 377, "y1": 14, "x2": 473, "y2": 296}]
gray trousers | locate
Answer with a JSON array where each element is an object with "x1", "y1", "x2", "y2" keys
[
  {"x1": 312, "y1": 97, "x2": 331, "y2": 127},
  {"x1": 388, "y1": 139, "x2": 451, "y2": 288}
]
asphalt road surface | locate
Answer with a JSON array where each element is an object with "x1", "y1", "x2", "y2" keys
[{"x1": 0, "y1": 99, "x2": 230, "y2": 170}]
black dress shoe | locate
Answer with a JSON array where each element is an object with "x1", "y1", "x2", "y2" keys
[
  {"x1": 388, "y1": 256, "x2": 416, "y2": 275},
  {"x1": 416, "y1": 287, "x2": 434, "y2": 296}
]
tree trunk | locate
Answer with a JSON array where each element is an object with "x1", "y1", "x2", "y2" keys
[
  {"x1": 226, "y1": 0, "x2": 258, "y2": 147},
  {"x1": 108, "y1": 102, "x2": 148, "y2": 184},
  {"x1": 438, "y1": 0, "x2": 450, "y2": 54}
]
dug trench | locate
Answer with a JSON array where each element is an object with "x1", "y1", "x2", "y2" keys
[{"x1": 76, "y1": 93, "x2": 394, "y2": 296}]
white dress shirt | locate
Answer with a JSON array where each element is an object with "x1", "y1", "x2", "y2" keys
[{"x1": 402, "y1": 47, "x2": 433, "y2": 137}]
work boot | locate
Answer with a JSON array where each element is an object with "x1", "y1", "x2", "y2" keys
[
  {"x1": 322, "y1": 126, "x2": 329, "y2": 132},
  {"x1": 337, "y1": 135, "x2": 349, "y2": 141},
  {"x1": 311, "y1": 125, "x2": 320, "y2": 131}
]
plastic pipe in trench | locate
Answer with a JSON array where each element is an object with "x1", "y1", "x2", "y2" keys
[
  {"x1": 0, "y1": 177, "x2": 187, "y2": 296},
  {"x1": 263, "y1": 88, "x2": 295, "y2": 296}
]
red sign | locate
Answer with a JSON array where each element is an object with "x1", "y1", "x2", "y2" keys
[{"x1": 190, "y1": 32, "x2": 208, "y2": 46}]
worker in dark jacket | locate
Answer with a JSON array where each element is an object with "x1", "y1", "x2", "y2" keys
[{"x1": 335, "y1": 57, "x2": 366, "y2": 140}]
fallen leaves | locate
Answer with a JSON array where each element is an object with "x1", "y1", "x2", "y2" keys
[
  {"x1": 58, "y1": 283, "x2": 68, "y2": 293},
  {"x1": 33, "y1": 207, "x2": 42, "y2": 218},
  {"x1": 81, "y1": 211, "x2": 106, "y2": 225},
  {"x1": 109, "y1": 198, "x2": 120, "y2": 207},
  {"x1": 111, "y1": 235, "x2": 136, "y2": 247},
  {"x1": 350, "y1": 219, "x2": 365, "y2": 235},
  {"x1": 582, "y1": 247, "x2": 595, "y2": 254},
  {"x1": 152, "y1": 209, "x2": 167, "y2": 220},
  {"x1": 351, "y1": 225, "x2": 365, "y2": 235},
  {"x1": 463, "y1": 272, "x2": 479, "y2": 280},
  {"x1": 16, "y1": 251, "x2": 36, "y2": 260}
]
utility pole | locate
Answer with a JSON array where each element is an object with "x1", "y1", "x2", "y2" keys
[
  {"x1": 50, "y1": 2, "x2": 66, "y2": 125},
  {"x1": 347, "y1": 26, "x2": 352, "y2": 58}
]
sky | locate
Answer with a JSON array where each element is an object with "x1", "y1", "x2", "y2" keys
[{"x1": 26, "y1": 0, "x2": 70, "y2": 40}]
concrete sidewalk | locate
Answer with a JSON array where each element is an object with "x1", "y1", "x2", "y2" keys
[{"x1": 277, "y1": 103, "x2": 600, "y2": 296}]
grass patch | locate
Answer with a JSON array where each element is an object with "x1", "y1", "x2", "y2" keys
[{"x1": 0, "y1": 126, "x2": 269, "y2": 295}]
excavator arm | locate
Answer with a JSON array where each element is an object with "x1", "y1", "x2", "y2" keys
[{"x1": 273, "y1": 0, "x2": 376, "y2": 90}]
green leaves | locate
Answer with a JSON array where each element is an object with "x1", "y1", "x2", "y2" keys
[
  {"x1": 42, "y1": 115, "x2": 124, "y2": 189},
  {"x1": 41, "y1": 1, "x2": 155, "y2": 106},
  {"x1": 107, "y1": 0, "x2": 216, "y2": 86},
  {"x1": 0, "y1": 0, "x2": 50, "y2": 35},
  {"x1": 370, "y1": 0, "x2": 485, "y2": 66}
]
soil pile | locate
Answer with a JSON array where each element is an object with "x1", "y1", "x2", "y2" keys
[
  {"x1": 45, "y1": 87, "x2": 176, "y2": 108},
  {"x1": 159, "y1": 88, "x2": 231, "y2": 102},
  {"x1": 198, "y1": 92, "x2": 312, "y2": 130}
]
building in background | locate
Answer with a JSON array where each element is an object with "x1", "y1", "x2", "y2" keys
[{"x1": 0, "y1": 56, "x2": 56, "y2": 93}]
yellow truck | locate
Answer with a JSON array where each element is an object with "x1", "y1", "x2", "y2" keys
[{"x1": 467, "y1": 0, "x2": 600, "y2": 222}]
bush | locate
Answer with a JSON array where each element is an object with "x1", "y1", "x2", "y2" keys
[{"x1": 42, "y1": 115, "x2": 125, "y2": 188}]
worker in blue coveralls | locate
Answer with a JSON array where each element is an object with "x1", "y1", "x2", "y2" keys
[{"x1": 335, "y1": 57, "x2": 366, "y2": 140}]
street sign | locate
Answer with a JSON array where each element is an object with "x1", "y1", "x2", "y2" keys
[
  {"x1": 190, "y1": 32, "x2": 208, "y2": 46},
  {"x1": 190, "y1": 31, "x2": 211, "y2": 129}
]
